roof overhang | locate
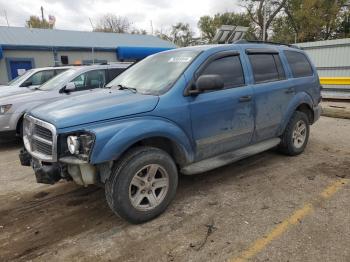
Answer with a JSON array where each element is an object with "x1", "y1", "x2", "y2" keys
[{"x1": 116, "y1": 46, "x2": 174, "y2": 61}]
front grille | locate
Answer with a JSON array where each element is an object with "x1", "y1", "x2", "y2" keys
[
  {"x1": 32, "y1": 139, "x2": 53, "y2": 156},
  {"x1": 23, "y1": 115, "x2": 57, "y2": 162},
  {"x1": 35, "y1": 125, "x2": 53, "y2": 141}
]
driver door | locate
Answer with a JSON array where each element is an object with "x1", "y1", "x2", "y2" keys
[{"x1": 189, "y1": 52, "x2": 254, "y2": 161}]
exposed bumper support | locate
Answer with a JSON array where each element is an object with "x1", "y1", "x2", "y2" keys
[{"x1": 60, "y1": 156, "x2": 97, "y2": 187}]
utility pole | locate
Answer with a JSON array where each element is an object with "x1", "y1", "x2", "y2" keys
[
  {"x1": 262, "y1": 0, "x2": 268, "y2": 41},
  {"x1": 40, "y1": 6, "x2": 44, "y2": 22},
  {"x1": 150, "y1": 20, "x2": 154, "y2": 35},
  {"x1": 3, "y1": 10, "x2": 9, "y2": 27}
]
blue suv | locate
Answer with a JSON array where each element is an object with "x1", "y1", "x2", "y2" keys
[{"x1": 20, "y1": 42, "x2": 321, "y2": 223}]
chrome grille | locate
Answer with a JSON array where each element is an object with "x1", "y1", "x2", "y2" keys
[
  {"x1": 23, "y1": 115, "x2": 57, "y2": 162},
  {"x1": 35, "y1": 125, "x2": 53, "y2": 141}
]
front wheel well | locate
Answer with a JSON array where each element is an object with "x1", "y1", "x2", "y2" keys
[
  {"x1": 16, "y1": 115, "x2": 25, "y2": 136},
  {"x1": 124, "y1": 137, "x2": 188, "y2": 167},
  {"x1": 296, "y1": 104, "x2": 313, "y2": 124}
]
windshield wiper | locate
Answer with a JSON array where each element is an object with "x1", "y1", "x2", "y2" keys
[{"x1": 116, "y1": 84, "x2": 137, "y2": 93}]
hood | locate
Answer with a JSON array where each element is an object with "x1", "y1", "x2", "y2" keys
[
  {"x1": 30, "y1": 88, "x2": 159, "y2": 128},
  {"x1": 0, "y1": 89, "x2": 59, "y2": 106},
  {"x1": 0, "y1": 86, "x2": 32, "y2": 98}
]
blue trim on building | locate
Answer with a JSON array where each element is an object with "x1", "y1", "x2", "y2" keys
[
  {"x1": 0, "y1": 45, "x2": 3, "y2": 60},
  {"x1": 116, "y1": 46, "x2": 174, "y2": 61},
  {"x1": 5, "y1": 57, "x2": 35, "y2": 80}
]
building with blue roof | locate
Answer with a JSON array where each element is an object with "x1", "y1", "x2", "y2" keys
[{"x1": 0, "y1": 26, "x2": 176, "y2": 84}]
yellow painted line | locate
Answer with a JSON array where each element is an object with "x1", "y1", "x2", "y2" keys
[
  {"x1": 320, "y1": 77, "x2": 350, "y2": 85},
  {"x1": 229, "y1": 179, "x2": 348, "y2": 262}
]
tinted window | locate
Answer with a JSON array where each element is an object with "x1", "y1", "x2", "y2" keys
[
  {"x1": 285, "y1": 51, "x2": 313, "y2": 78},
  {"x1": 108, "y1": 68, "x2": 127, "y2": 81},
  {"x1": 71, "y1": 70, "x2": 106, "y2": 91},
  {"x1": 201, "y1": 56, "x2": 245, "y2": 88},
  {"x1": 249, "y1": 54, "x2": 285, "y2": 83}
]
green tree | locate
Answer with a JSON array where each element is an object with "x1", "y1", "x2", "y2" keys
[
  {"x1": 171, "y1": 23, "x2": 195, "y2": 47},
  {"x1": 156, "y1": 23, "x2": 195, "y2": 47},
  {"x1": 278, "y1": 0, "x2": 347, "y2": 42},
  {"x1": 26, "y1": 16, "x2": 53, "y2": 29},
  {"x1": 198, "y1": 12, "x2": 255, "y2": 42},
  {"x1": 241, "y1": 0, "x2": 288, "y2": 40}
]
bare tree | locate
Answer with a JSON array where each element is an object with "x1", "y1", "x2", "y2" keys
[
  {"x1": 241, "y1": 0, "x2": 287, "y2": 40},
  {"x1": 94, "y1": 14, "x2": 131, "y2": 33}
]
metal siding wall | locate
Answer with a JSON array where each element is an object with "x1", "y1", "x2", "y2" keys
[{"x1": 301, "y1": 43, "x2": 350, "y2": 77}]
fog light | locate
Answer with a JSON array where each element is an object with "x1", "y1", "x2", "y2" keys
[{"x1": 67, "y1": 136, "x2": 80, "y2": 154}]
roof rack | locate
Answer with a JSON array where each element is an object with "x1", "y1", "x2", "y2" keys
[{"x1": 234, "y1": 39, "x2": 300, "y2": 49}]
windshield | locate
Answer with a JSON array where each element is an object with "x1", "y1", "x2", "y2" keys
[
  {"x1": 39, "y1": 68, "x2": 79, "y2": 91},
  {"x1": 8, "y1": 69, "x2": 34, "y2": 86},
  {"x1": 106, "y1": 50, "x2": 200, "y2": 95}
]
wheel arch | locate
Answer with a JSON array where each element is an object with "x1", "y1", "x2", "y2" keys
[
  {"x1": 279, "y1": 92, "x2": 314, "y2": 135},
  {"x1": 90, "y1": 118, "x2": 195, "y2": 166}
]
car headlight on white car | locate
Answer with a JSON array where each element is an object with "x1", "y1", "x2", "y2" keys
[
  {"x1": 0, "y1": 104, "x2": 12, "y2": 114},
  {"x1": 66, "y1": 133, "x2": 94, "y2": 160}
]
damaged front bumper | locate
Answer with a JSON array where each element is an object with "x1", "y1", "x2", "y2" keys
[{"x1": 19, "y1": 148, "x2": 99, "y2": 186}]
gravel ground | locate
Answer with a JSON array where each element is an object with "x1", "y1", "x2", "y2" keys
[{"x1": 0, "y1": 116, "x2": 349, "y2": 262}]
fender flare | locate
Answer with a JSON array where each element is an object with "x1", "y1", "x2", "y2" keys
[
  {"x1": 90, "y1": 117, "x2": 195, "y2": 165},
  {"x1": 278, "y1": 92, "x2": 314, "y2": 135}
]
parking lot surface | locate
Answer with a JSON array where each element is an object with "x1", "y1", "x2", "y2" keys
[{"x1": 0, "y1": 116, "x2": 349, "y2": 262}]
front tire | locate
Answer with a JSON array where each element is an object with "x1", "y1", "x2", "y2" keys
[
  {"x1": 105, "y1": 146, "x2": 178, "y2": 224},
  {"x1": 279, "y1": 111, "x2": 310, "y2": 156}
]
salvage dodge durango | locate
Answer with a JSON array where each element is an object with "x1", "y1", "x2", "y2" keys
[{"x1": 20, "y1": 42, "x2": 321, "y2": 224}]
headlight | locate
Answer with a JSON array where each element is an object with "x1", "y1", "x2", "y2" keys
[
  {"x1": 66, "y1": 133, "x2": 94, "y2": 160},
  {"x1": 0, "y1": 104, "x2": 12, "y2": 114},
  {"x1": 67, "y1": 136, "x2": 80, "y2": 154}
]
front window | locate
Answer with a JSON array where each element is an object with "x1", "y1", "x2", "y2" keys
[
  {"x1": 23, "y1": 70, "x2": 56, "y2": 86},
  {"x1": 39, "y1": 68, "x2": 79, "y2": 91},
  {"x1": 106, "y1": 50, "x2": 200, "y2": 95},
  {"x1": 8, "y1": 69, "x2": 34, "y2": 86}
]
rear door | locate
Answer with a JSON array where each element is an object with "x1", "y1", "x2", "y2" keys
[
  {"x1": 245, "y1": 49, "x2": 293, "y2": 142},
  {"x1": 189, "y1": 51, "x2": 254, "y2": 161}
]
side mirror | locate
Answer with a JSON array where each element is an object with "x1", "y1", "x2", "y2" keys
[
  {"x1": 191, "y1": 75, "x2": 224, "y2": 95},
  {"x1": 21, "y1": 81, "x2": 33, "y2": 87},
  {"x1": 64, "y1": 82, "x2": 76, "y2": 92}
]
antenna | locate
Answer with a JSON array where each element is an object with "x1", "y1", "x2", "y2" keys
[{"x1": 89, "y1": 17, "x2": 94, "y2": 31}]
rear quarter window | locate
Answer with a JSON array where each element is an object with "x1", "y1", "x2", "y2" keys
[{"x1": 284, "y1": 50, "x2": 313, "y2": 78}]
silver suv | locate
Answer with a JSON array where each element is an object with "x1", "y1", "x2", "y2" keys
[{"x1": 0, "y1": 63, "x2": 132, "y2": 138}]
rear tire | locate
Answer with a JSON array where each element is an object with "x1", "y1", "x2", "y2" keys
[
  {"x1": 105, "y1": 146, "x2": 178, "y2": 224},
  {"x1": 279, "y1": 111, "x2": 310, "y2": 156}
]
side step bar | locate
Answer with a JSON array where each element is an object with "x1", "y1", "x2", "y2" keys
[{"x1": 181, "y1": 138, "x2": 281, "y2": 175}]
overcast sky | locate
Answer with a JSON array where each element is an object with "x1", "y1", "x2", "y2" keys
[{"x1": 0, "y1": 0, "x2": 241, "y2": 35}]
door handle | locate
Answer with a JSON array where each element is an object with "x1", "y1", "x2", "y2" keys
[
  {"x1": 285, "y1": 87, "x2": 295, "y2": 94},
  {"x1": 239, "y1": 95, "x2": 252, "y2": 102}
]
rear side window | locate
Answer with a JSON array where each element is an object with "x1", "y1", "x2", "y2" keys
[
  {"x1": 201, "y1": 56, "x2": 245, "y2": 88},
  {"x1": 285, "y1": 51, "x2": 313, "y2": 78},
  {"x1": 248, "y1": 54, "x2": 285, "y2": 84}
]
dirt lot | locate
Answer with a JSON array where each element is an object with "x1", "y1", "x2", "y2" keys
[{"x1": 0, "y1": 116, "x2": 349, "y2": 262}]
